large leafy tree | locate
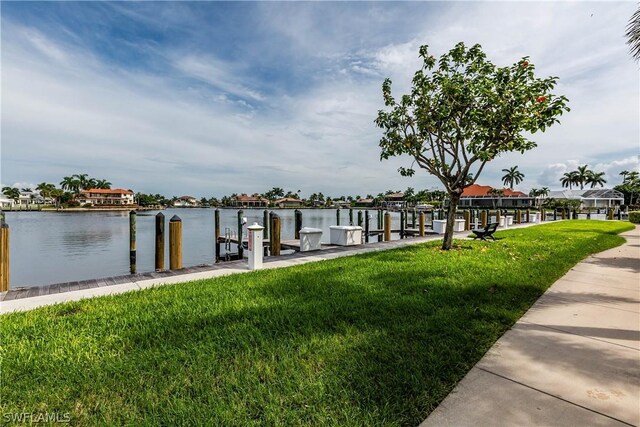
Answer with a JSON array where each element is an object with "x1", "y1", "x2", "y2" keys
[
  {"x1": 501, "y1": 166, "x2": 524, "y2": 189},
  {"x1": 375, "y1": 42, "x2": 569, "y2": 249}
]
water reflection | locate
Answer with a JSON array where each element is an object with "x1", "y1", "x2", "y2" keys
[{"x1": 4, "y1": 208, "x2": 406, "y2": 287}]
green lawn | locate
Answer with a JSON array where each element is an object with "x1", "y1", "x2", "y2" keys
[{"x1": 1, "y1": 221, "x2": 633, "y2": 426}]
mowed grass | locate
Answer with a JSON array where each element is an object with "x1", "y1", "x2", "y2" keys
[{"x1": 1, "y1": 221, "x2": 634, "y2": 426}]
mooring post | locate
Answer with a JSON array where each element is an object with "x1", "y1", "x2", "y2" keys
[
  {"x1": 481, "y1": 210, "x2": 488, "y2": 228},
  {"x1": 169, "y1": 215, "x2": 183, "y2": 270},
  {"x1": 237, "y1": 210, "x2": 244, "y2": 259},
  {"x1": 553, "y1": 209, "x2": 557, "y2": 221},
  {"x1": 336, "y1": 208, "x2": 341, "y2": 226},
  {"x1": 364, "y1": 210, "x2": 370, "y2": 243},
  {"x1": 608, "y1": 208, "x2": 614, "y2": 220},
  {"x1": 349, "y1": 208, "x2": 353, "y2": 226},
  {"x1": 384, "y1": 212, "x2": 391, "y2": 241},
  {"x1": 526, "y1": 209, "x2": 530, "y2": 223},
  {"x1": 294, "y1": 209, "x2": 303, "y2": 239},
  {"x1": 411, "y1": 209, "x2": 416, "y2": 228},
  {"x1": 496, "y1": 209, "x2": 501, "y2": 227},
  {"x1": 0, "y1": 216, "x2": 9, "y2": 292},
  {"x1": 129, "y1": 210, "x2": 137, "y2": 274},
  {"x1": 541, "y1": 208, "x2": 546, "y2": 222},
  {"x1": 377, "y1": 209, "x2": 383, "y2": 242},
  {"x1": 263, "y1": 210, "x2": 269, "y2": 241},
  {"x1": 617, "y1": 209, "x2": 622, "y2": 220},
  {"x1": 400, "y1": 210, "x2": 405, "y2": 239},
  {"x1": 357, "y1": 210, "x2": 363, "y2": 227},
  {"x1": 516, "y1": 209, "x2": 522, "y2": 224},
  {"x1": 214, "y1": 209, "x2": 221, "y2": 263},
  {"x1": 464, "y1": 210, "x2": 471, "y2": 230},
  {"x1": 419, "y1": 212, "x2": 425, "y2": 237},
  {"x1": 270, "y1": 214, "x2": 281, "y2": 256},
  {"x1": 155, "y1": 212, "x2": 165, "y2": 271}
]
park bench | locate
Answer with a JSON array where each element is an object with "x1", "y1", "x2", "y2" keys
[{"x1": 471, "y1": 222, "x2": 498, "y2": 241}]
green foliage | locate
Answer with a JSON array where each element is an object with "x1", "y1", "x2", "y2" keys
[
  {"x1": 1, "y1": 221, "x2": 631, "y2": 426},
  {"x1": 629, "y1": 211, "x2": 640, "y2": 223},
  {"x1": 1, "y1": 187, "x2": 20, "y2": 201},
  {"x1": 541, "y1": 198, "x2": 581, "y2": 209},
  {"x1": 560, "y1": 165, "x2": 606, "y2": 190},
  {"x1": 616, "y1": 171, "x2": 640, "y2": 205},
  {"x1": 501, "y1": 166, "x2": 525, "y2": 189},
  {"x1": 375, "y1": 42, "x2": 569, "y2": 249}
]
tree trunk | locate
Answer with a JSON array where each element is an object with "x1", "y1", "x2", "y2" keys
[{"x1": 442, "y1": 192, "x2": 461, "y2": 250}]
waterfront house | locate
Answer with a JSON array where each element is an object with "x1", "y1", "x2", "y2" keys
[
  {"x1": 174, "y1": 196, "x2": 199, "y2": 207},
  {"x1": 459, "y1": 184, "x2": 533, "y2": 208},
  {"x1": 274, "y1": 197, "x2": 303, "y2": 208},
  {"x1": 354, "y1": 198, "x2": 374, "y2": 208},
  {"x1": 382, "y1": 192, "x2": 405, "y2": 209},
  {"x1": 546, "y1": 189, "x2": 624, "y2": 209},
  {"x1": 0, "y1": 195, "x2": 15, "y2": 209},
  {"x1": 78, "y1": 188, "x2": 135, "y2": 206},
  {"x1": 230, "y1": 194, "x2": 269, "y2": 208}
]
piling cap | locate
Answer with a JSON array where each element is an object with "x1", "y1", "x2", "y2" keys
[
  {"x1": 156, "y1": 212, "x2": 165, "y2": 218},
  {"x1": 170, "y1": 215, "x2": 182, "y2": 222},
  {"x1": 247, "y1": 222, "x2": 264, "y2": 230}
]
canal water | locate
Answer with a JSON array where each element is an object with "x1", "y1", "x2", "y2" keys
[{"x1": 4, "y1": 208, "x2": 409, "y2": 287}]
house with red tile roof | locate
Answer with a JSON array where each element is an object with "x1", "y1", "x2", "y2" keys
[
  {"x1": 77, "y1": 188, "x2": 135, "y2": 206},
  {"x1": 230, "y1": 194, "x2": 269, "y2": 208},
  {"x1": 460, "y1": 184, "x2": 533, "y2": 208}
]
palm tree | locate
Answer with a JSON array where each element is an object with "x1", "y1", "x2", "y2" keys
[
  {"x1": 36, "y1": 182, "x2": 56, "y2": 199},
  {"x1": 626, "y1": 5, "x2": 640, "y2": 61},
  {"x1": 72, "y1": 174, "x2": 90, "y2": 190},
  {"x1": 586, "y1": 171, "x2": 607, "y2": 188},
  {"x1": 488, "y1": 188, "x2": 504, "y2": 209},
  {"x1": 501, "y1": 166, "x2": 525, "y2": 189},
  {"x1": 60, "y1": 176, "x2": 81, "y2": 193},
  {"x1": 574, "y1": 165, "x2": 592, "y2": 190},
  {"x1": 2, "y1": 187, "x2": 21, "y2": 202},
  {"x1": 560, "y1": 172, "x2": 578, "y2": 189},
  {"x1": 94, "y1": 179, "x2": 112, "y2": 189}
]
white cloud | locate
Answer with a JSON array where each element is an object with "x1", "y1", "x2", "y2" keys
[{"x1": 1, "y1": 2, "x2": 638, "y2": 198}]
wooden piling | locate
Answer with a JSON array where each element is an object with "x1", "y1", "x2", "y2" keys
[
  {"x1": 377, "y1": 210, "x2": 383, "y2": 242},
  {"x1": 419, "y1": 212, "x2": 425, "y2": 237},
  {"x1": 496, "y1": 209, "x2": 501, "y2": 226},
  {"x1": 384, "y1": 212, "x2": 391, "y2": 241},
  {"x1": 357, "y1": 210, "x2": 363, "y2": 227},
  {"x1": 294, "y1": 209, "x2": 303, "y2": 239},
  {"x1": 155, "y1": 212, "x2": 165, "y2": 270},
  {"x1": 0, "y1": 219, "x2": 9, "y2": 292},
  {"x1": 464, "y1": 210, "x2": 470, "y2": 230},
  {"x1": 169, "y1": 215, "x2": 182, "y2": 270},
  {"x1": 237, "y1": 210, "x2": 244, "y2": 259},
  {"x1": 364, "y1": 210, "x2": 370, "y2": 243},
  {"x1": 516, "y1": 209, "x2": 522, "y2": 224},
  {"x1": 336, "y1": 208, "x2": 341, "y2": 226},
  {"x1": 526, "y1": 209, "x2": 530, "y2": 223},
  {"x1": 129, "y1": 211, "x2": 136, "y2": 274},
  {"x1": 481, "y1": 210, "x2": 488, "y2": 228},
  {"x1": 349, "y1": 208, "x2": 353, "y2": 226},
  {"x1": 553, "y1": 209, "x2": 557, "y2": 221},
  {"x1": 263, "y1": 210, "x2": 269, "y2": 241},
  {"x1": 400, "y1": 211, "x2": 405, "y2": 239},
  {"x1": 411, "y1": 209, "x2": 416, "y2": 228},
  {"x1": 270, "y1": 214, "x2": 281, "y2": 256},
  {"x1": 607, "y1": 208, "x2": 614, "y2": 220},
  {"x1": 541, "y1": 208, "x2": 546, "y2": 222},
  {"x1": 561, "y1": 209, "x2": 566, "y2": 220},
  {"x1": 214, "y1": 209, "x2": 220, "y2": 263}
]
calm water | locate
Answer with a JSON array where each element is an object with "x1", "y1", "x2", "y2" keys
[{"x1": 5, "y1": 208, "x2": 408, "y2": 287}]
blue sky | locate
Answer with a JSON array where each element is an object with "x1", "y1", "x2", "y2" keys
[{"x1": 1, "y1": 1, "x2": 638, "y2": 197}]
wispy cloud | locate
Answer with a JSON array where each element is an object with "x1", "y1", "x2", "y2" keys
[{"x1": 1, "y1": 2, "x2": 638, "y2": 197}]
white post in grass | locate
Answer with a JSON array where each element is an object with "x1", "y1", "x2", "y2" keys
[{"x1": 247, "y1": 223, "x2": 264, "y2": 270}]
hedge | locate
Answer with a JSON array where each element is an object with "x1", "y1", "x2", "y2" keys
[{"x1": 629, "y1": 211, "x2": 640, "y2": 224}]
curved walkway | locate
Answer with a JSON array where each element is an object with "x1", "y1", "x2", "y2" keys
[{"x1": 421, "y1": 226, "x2": 640, "y2": 426}]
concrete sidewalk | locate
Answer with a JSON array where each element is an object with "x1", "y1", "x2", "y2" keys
[{"x1": 421, "y1": 226, "x2": 640, "y2": 427}]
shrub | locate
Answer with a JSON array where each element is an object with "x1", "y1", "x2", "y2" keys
[
  {"x1": 83, "y1": 203, "x2": 92, "y2": 208},
  {"x1": 629, "y1": 211, "x2": 640, "y2": 224}
]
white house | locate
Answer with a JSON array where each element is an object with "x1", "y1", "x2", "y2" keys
[
  {"x1": 546, "y1": 188, "x2": 624, "y2": 209},
  {"x1": 77, "y1": 188, "x2": 135, "y2": 206},
  {"x1": 173, "y1": 196, "x2": 199, "y2": 207}
]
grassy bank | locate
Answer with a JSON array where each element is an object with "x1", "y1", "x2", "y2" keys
[{"x1": 1, "y1": 221, "x2": 633, "y2": 426}]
